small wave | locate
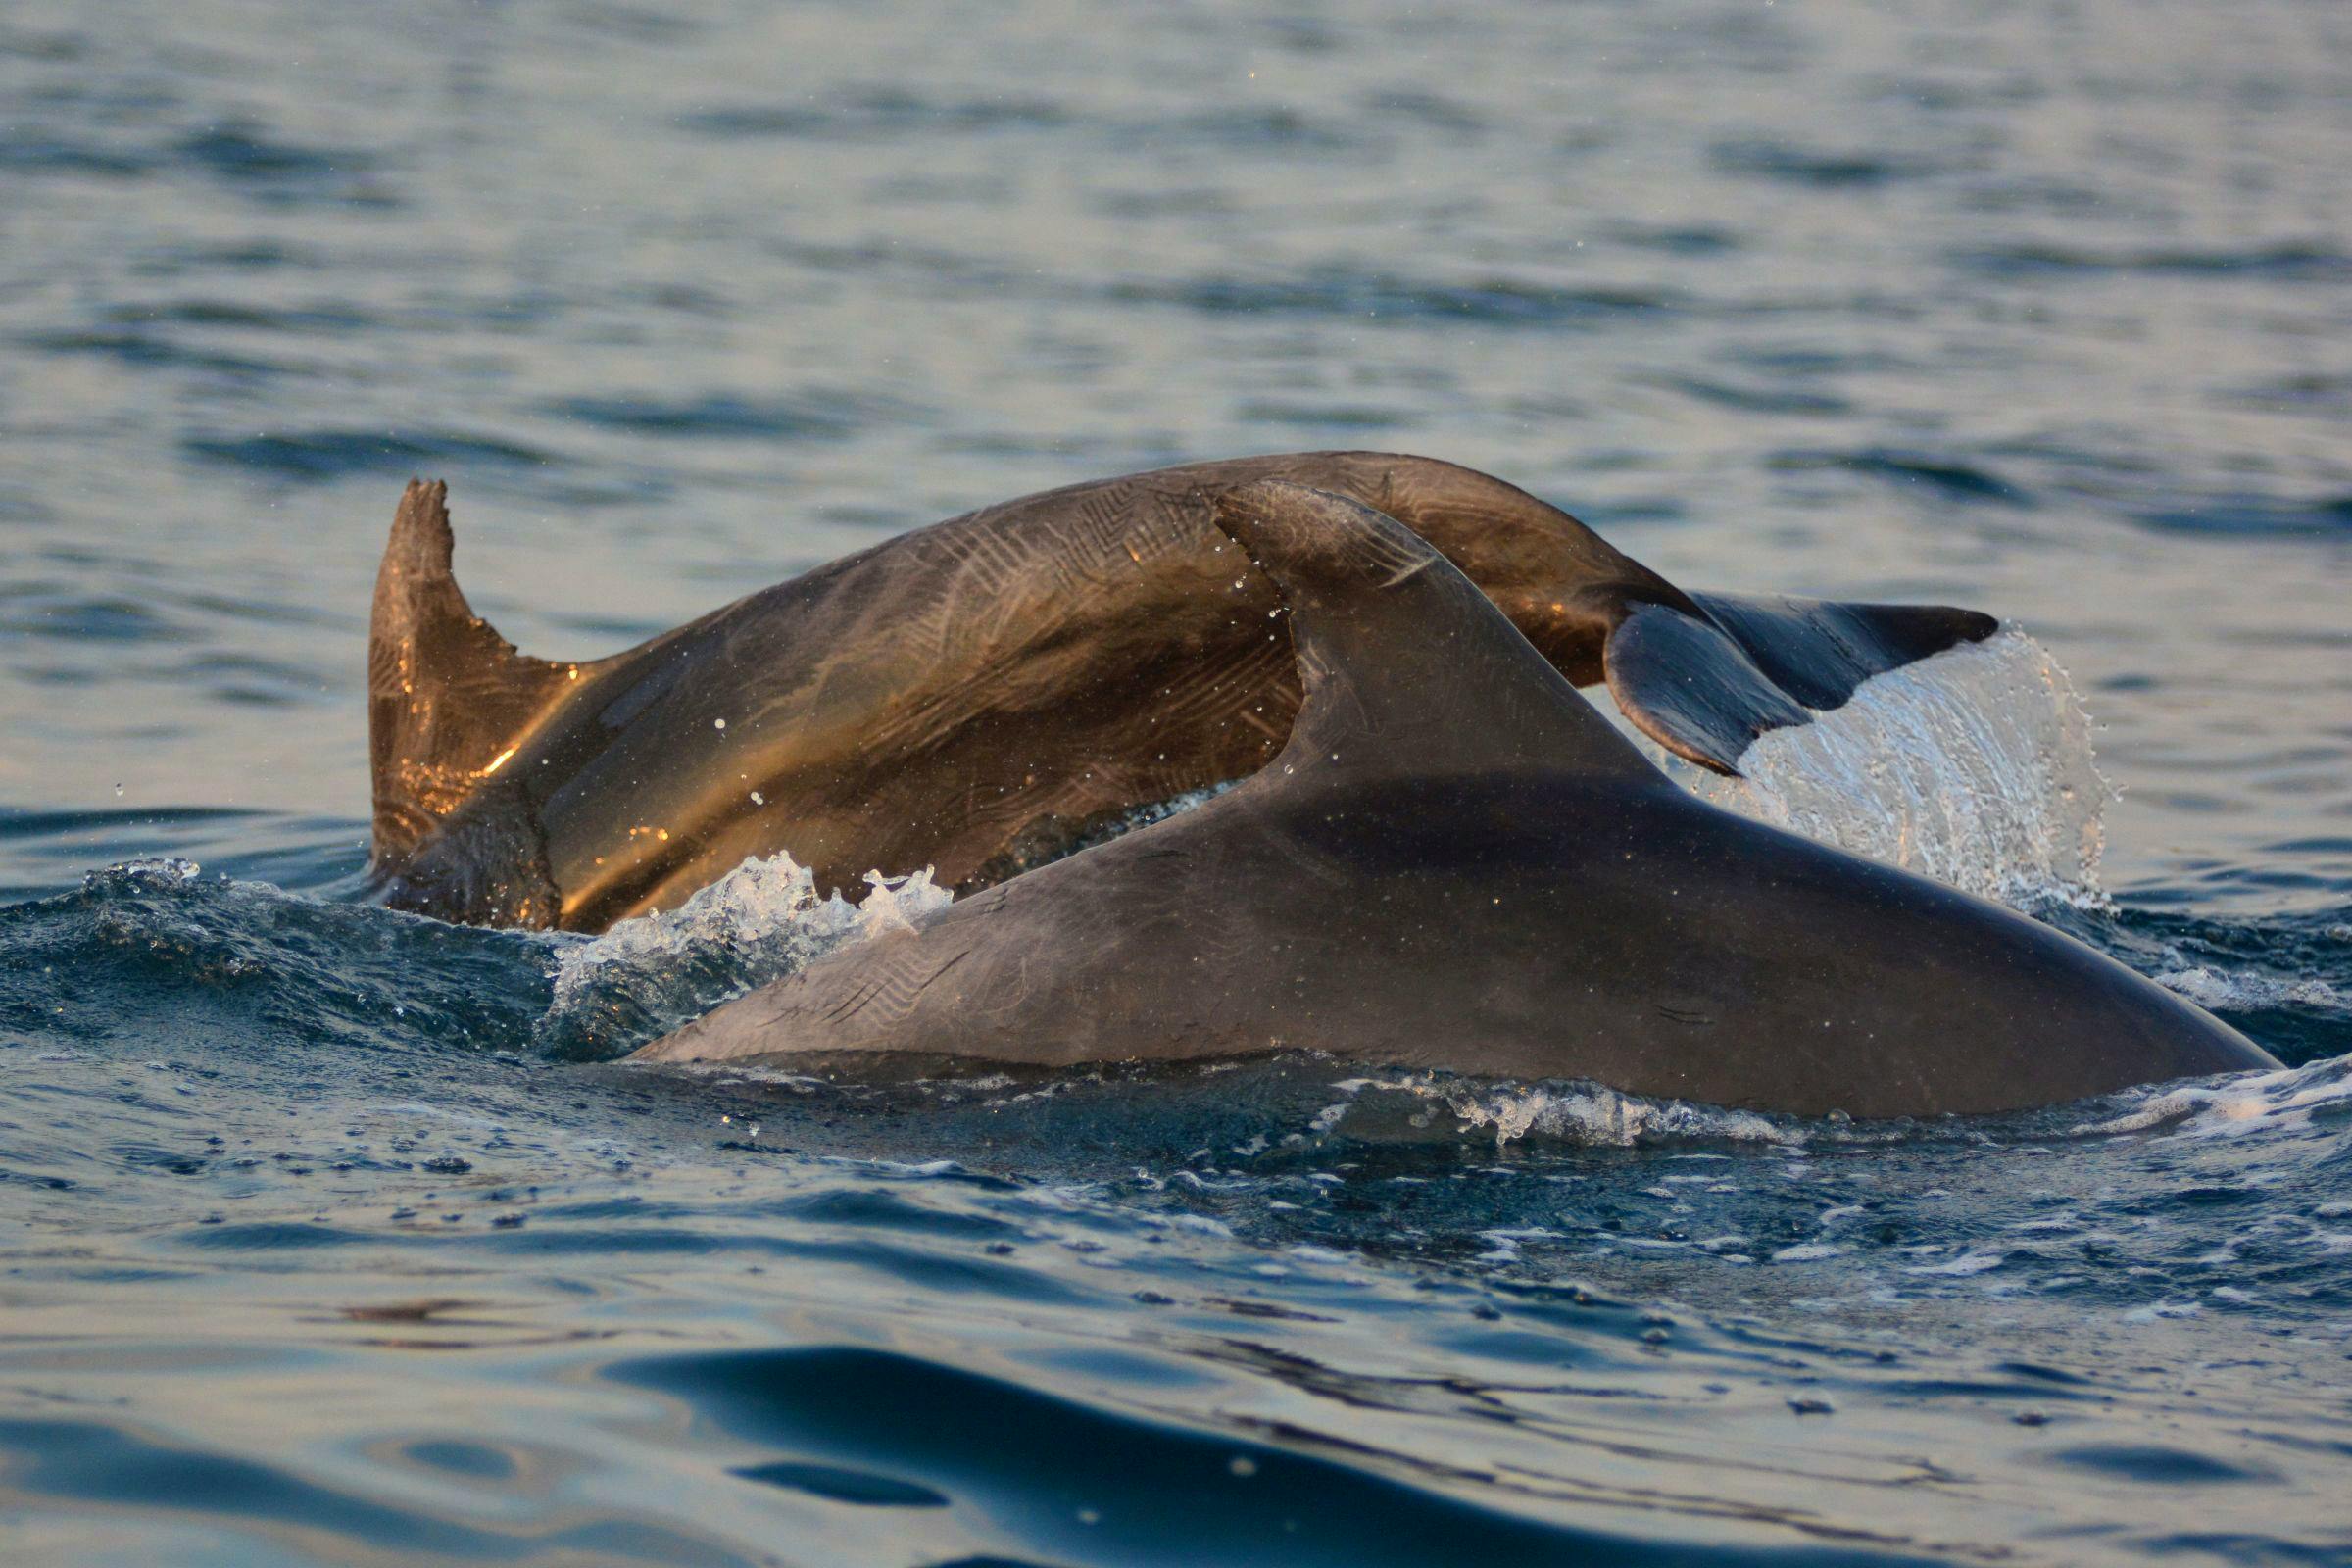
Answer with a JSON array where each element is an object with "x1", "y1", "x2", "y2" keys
[
  {"x1": 1607, "y1": 221, "x2": 1740, "y2": 255},
  {"x1": 0, "y1": 858, "x2": 546, "y2": 1051},
  {"x1": 1954, "y1": 240, "x2": 2352, "y2": 283},
  {"x1": 2071, "y1": 1054, "x2": 2352, "y2": 1141},
  {"x1": 538, "y1": 853, "x2": 952, "y2": 1059},
  {"x1": 1120, "y1": 105, "x2": 1356, "y2": 155},
  {"x1": 2085, "y1": 906, "x2": 2351, "y2": 1064},
  {"x1": 0, "y1": 133, "x2": 154, "y2": 179},
  {"x1": 101, "y1": 298, "x2": 371, "y2": 332},
  {"x1": 1660, "y1": 376, "x2": 1851, "y2": 416},
  {"x1": 20, "y1": 328, "x2": 283, "y2": 379},
  {"x1": 0, "y1": 809, "x2": 365, "y2": 904},
  {"x1": 679, "y1": 92, "x2": 1070, "y2": 141},
  {"x1": 1769, "y1": 447, "x2": 2030, "y2": 505},
  {"x1": 172, "y1": 121, "x2": 398, "y2": 208},
  {"x1": 1323, "y1": 1073, "x2": 1794, "y2": 1149},
  {"x1": 2135, "y1": 490, "x2": 2352, "y2": 537},
  {"x1": 0, "y1": 585, "x2": 195, "y2": 644},
  {"x1": 1635, "y1": 628, "x2": 2113, "y2": 909},
  {"x1": 0, "y1": 806, "x2": 263, "y2": 843},
  {"x1": 2153, "y1": 966, "x2": 2343, "y2": 1013},
  {"x1": 1102, "y1": 270, "x2": 1678, "y2": 326},
  {"x1": 1710, "y1": 137, "x2": 1958, "y2": 187},
  {"x1": 547, "y1": 390, "x2": 907, "y2": 442},
  {"x1": 1232, "y1": 400, "x2": 1412, "y2": 431},
  {"x1": 180, "y1": 427, "x2": 553, "y2": 483}
]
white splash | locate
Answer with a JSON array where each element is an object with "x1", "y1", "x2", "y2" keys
[
  {"x1": 1622, "y1": 628, "x2": 2114, "y2": 910},
  {"x1": 552, "y1": 855, "x2": 948, "y2": 997},
  {"x1": 538, "y1": 852, "x2": 952, "y2": 1056},
  {"x1": 2071, "y1": 1054, "x2": 2352, "y2": 1141},
  {"x1": 2152, "y1": 967, "x2": 2342, "y2": 1013},
  {"x1": 1325, "y1": 1073, "x2": 1793, "y2": 1149}
]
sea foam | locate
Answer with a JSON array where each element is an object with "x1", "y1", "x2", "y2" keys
[{"x1": 537, "y1": 856, "x2": 951, "y2": 1058}]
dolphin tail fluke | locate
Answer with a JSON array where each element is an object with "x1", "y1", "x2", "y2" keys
[
  {"x1": 1602, "y1": 591, "x2": 2000, "y2": 775},
  {"x1": 368, "y1": 480, "x2": 572, "y2": 874}
]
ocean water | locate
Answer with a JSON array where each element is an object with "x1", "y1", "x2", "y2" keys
[{"x1": 3, "y1": 1, "x2": 2350, "y2": 1563}]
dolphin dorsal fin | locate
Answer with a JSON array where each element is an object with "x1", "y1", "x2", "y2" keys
[
  {"x1": 368, "y1": 480, "x2": 577, "y2": 871},
  {"x1": 1210, "y1": 481, "x2": 1659, "y2": 784}
]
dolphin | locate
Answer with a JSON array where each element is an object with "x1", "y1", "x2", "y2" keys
[
  {"x1": 368, "y1": 453, "x2": 1994, "y2": 932},
  {"x1": 631, "y1": 482, "x2": 2276, "y2": 1119}
]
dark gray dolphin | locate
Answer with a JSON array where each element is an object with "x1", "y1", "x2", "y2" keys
[
  {"x1": 368, "y1": 454, "x2": 1993, "y2": 932},
  {"x1": 632, "y1": 482, "x2": 2275, "y2": 1119}
]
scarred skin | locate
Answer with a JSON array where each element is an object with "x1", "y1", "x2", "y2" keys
[
  {"x1": 368, "y1": 453, "x2": 1988, "y2": 932},
  {"x1": 633, "y1": 483, "x2": 2278, "y2": 1120}
]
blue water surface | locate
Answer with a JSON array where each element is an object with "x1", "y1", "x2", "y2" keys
[{"x1": 3, "y1": 2, "x2": 2350, "y2": 1564}]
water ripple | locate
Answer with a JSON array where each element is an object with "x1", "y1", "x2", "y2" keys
[
  {"x1": 1954, "y1": 241, "x2": 2352, "y2": 282},
  {"x1": 181, "y1": 428, "x2": 555, "y2": 483}
]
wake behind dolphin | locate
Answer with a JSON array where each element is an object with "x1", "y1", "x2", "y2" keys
[{"x1": 632, "y1": 483, "x2": 2276, "y2": 1118}]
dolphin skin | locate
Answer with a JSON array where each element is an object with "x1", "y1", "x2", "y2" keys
[
  {"x1": 368, "y1": 453, "x2": 1993, "y2": 931},
  {"x1": 632, "y1": 482, "x2": 2277, "y2": 1119}
]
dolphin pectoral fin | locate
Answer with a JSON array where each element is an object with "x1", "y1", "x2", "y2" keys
[
  {"x1": 1209, "y1": 482, "x2": 1660, "y2": 783},
  {"x1": 1602, "y1": 593, "x2": 2001, "y2": 775},
  {"x1": 367, "y1": 480, "x2": 580, "y2": 880}
]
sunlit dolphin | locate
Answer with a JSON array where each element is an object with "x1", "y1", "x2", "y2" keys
[
  {"x1": 368, "y1": 454, "x2": 1993, "y2": 931},
  {"x1": 633, "y1": 482, "x2": 2277, "y2": 1119}
]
